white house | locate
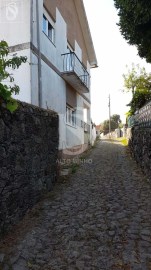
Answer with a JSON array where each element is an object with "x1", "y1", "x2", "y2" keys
[{"x1": 0, "y1": 0, "x2": 98, "y2": 157}]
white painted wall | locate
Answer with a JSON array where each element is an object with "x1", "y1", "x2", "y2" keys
[
  {"x1": 66, "y1": 93, "x2": 85, "y2": 148},
  {"x1": 87, "y1": 61, "x2": 91, "y2": 74},
  {"x1": 55, "y1": 9, "x2": 67, "y2": 71},
  {"x1": 11, "y1": 49, "x2": 31, "y2": 103},
  {"x1": 0, "y1": 1, "x2": 31, "y2": 103},
  {"x1": 30, "y1": 2, "x2": 68, "y2": 149},
  {"x1": 40, "y1": 8, "x2": 67, "y2": 72},
  {"x1": 0, "y1": 0, "x2": 92, "y2": 151},
  {"x1": 31, "y1": 0, "x2": 38, "y2": 48},
  {"x1": 41, "y1": 60, "x2": 66, "y2": 149},
  {"x1": 64, "y1": 96, "x2": 89, "y2": 149},
  {"x1": 0, "y1": 0, "x2": 30, "y2": 46},
  {"x1": 75, "y1": 41, "x2": 82, "y2": 61},
  {"x1": 91, "y1": 125, "x2": 97, "y2": 146}
]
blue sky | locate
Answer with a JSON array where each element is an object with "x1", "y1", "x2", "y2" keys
[{"x1": 83, "y1": 0, "x2": 151, "y2": 124}]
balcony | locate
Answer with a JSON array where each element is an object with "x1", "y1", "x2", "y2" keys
[
  {"x1": 61, "y1": 52, "x2": 90, "y2": 94},
  {"x1": 81, "y1": 121, "x2": 90, "y2": 133}
]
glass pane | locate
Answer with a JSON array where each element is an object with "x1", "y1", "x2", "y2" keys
[
  {"x1": 72, "y1": 110, "x2": 76, "y2": 126},
  {"x1": 69, "y1": 109, "x2": 72, "y2": 124},
  {"x1": 66, "y1": 53, "x2": 74, "y2": 71},
  {"x1": 43, "y1": 15, "x2": 47, "y2": 34},
  {"x1": 48, "y1": 22, "x2": 54, "y2": 42}
]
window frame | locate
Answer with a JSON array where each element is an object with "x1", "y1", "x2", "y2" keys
[
  {"x1": 66, "y1": 105, "x2": 76, "y2": 127},
  {"x1": 42, "y1": 9, "x2": 55, "y2": 44}
]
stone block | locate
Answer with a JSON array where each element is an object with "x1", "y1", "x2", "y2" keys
[{"x1": 0, "y1": 102, "x2": 58, "y2": 234}]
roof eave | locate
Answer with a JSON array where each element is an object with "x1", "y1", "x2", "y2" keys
[{"x1": 74, "y1": 0, "x2": 98, "y2": 68}]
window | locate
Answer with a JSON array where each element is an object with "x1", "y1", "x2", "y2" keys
[
  {"x1": 66, "y1": 106, "x2": 76, "y2": 127},
  {"x1": 48, "y1": 23, "x2": 54, "y2": 42},
  {"x1": 42, "y1": 14, "x2": 55, "y2": 43}
]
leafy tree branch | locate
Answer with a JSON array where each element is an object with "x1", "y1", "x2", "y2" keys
[
  {"x1": 123, "y1": 64, "x2": 151, "y2": 116},
  {"x1": 113, "y1": 0, "x2": 151, "y2": 63},
  {"x1": 0, "y1": 40, "x2": 27, "y2": 112},
  {"x1": 100, "y1": 114, "x2": 122, "y2": 135}
]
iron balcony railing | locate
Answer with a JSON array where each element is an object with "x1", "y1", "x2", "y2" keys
[
  {"x1": 61, "y1": 52, "x2": 90, "y2": 90},
  {"x1": 128, "y1": 101, "x2": 151, "y2": 128}
]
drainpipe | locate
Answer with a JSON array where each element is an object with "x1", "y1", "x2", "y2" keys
[
  {"x1": 30, "y1": 0, "x2": 33, "y2": 103},
  {"x1": 36, "y1": 0, "x2": 42, "y2": 107},
  {"x1": 109, "y1": 94, "x2": 111, "y2": 138}
]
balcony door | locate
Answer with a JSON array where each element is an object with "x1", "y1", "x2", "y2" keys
[{"x1": 66, "y1": 45, "x2": 74, "y2": 71}]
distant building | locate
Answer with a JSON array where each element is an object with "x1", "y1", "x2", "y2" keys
[{"x1": 95, "y1": 125, "x2": 101, "y2": 137}]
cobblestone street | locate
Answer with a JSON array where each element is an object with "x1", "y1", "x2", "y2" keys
[{"x1": 1, "y1": 139, "x2": 151, "y2": 270}]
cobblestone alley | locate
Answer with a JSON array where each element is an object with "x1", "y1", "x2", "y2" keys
[{"x1": 1, "y1": 139, "x2": 151, "y2": 270}]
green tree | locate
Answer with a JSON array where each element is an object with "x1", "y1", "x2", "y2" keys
[
  {"x1": 123, "y1": 64, "x2": 151, "y2": 115},
  {"x1": 113, "y1": 0, "x2": 151, "y2": 63},
  {"x1": 123, "y1": 64, "x2": 151, "y2": 96},
  {"x1": 0, "y1": 40, "x2": 27, "y2": 112},
  {"x1": 127, "y1": 89, "x2": 151, "y2": 116},
  {"x1": 111, "y1": 114, "x2": 121, "y2": 126},
  {"x1": 101, "y1": 114, "x2": 122, "y2": 134}
]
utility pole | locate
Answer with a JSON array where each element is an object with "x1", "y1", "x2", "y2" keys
[{"x1": 108, "y1": 94, "x2": 111, "y2": 138}]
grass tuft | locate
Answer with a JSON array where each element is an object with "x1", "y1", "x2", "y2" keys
[{"x1": 116, "y1": 137, "x2": 128, "y2": 146}]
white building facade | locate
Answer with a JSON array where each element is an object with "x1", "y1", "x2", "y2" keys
[{"x1": 0, "y1": 0, "x2": 97, "y2": 157}]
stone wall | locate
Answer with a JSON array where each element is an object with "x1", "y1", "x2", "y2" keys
[
  {"x1": 128, "y1": 127, "x2": 151, "y2": 178},
  {"x1": 0, "y1": 102, "x2": 59, "y2": 234}
]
